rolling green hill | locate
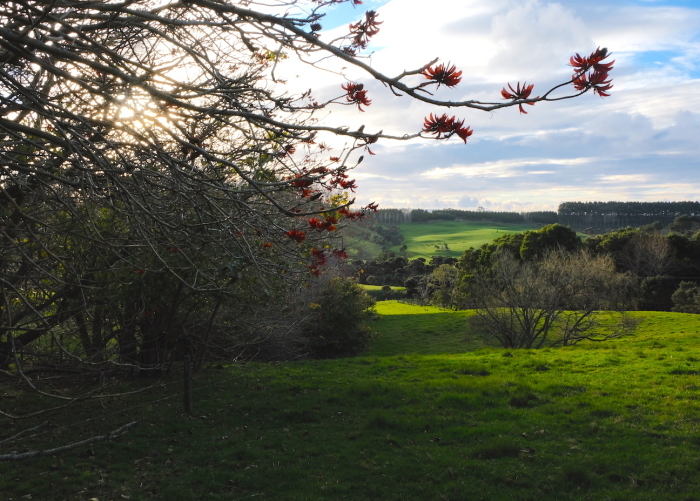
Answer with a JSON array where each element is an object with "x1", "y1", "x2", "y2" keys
[{"x1": 391, "y1": 220, "x2": 542, "y2": 259}]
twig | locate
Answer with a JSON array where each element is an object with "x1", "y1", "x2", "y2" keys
[
  {"x1": 0, "y1": 420, "x2": 140, "y2": 461},
  {"x1": 0, "y1": 421, "x2": 48, "y2": 445}
]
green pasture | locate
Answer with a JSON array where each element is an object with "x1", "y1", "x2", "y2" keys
[
  {"x1": 359, "y1": 284, "x2": 406, "y2": 291},
  {"x1": 393, "y1": 220, "x2": 542, "y2": 259},
  {"x1": 5, "y1": 304, "x2": 700, "y2": 500}
]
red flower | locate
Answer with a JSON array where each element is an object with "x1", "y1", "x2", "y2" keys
[
  {"x1": 342, "y1": 82, "x2": 372, "y2": 111},
  {"x1": 262, "y1": 242, "x2": 273, "y2": 248},
  {"x1": 573, "y1": 69, "x2": 613, "y2": 97},
  {"x1": 136, "y1": 269, "x2": 147, "y2": 275},
  {"x1": 332, "y1": 249, "x2": 349, "y2": 260},
  {"x1": 291, "y1": 175, "x2": 313, "y2": 188},
  {"x1": 570, "y1": 47, "x2": 614, "y2": 97},
  {"x1": 348, "y1": 10, "x2": 382, "y2": 51},
  {"x1": 422, "y1": 63, "x2": 462, "y2": 88},
  {"x1": 286, "y1": 229, "x2": 306, "y2": 243},
  {"x1": 310, "y1": 248, "x2": 328, "y2": 268},
  {"x1": 365, "y1": 202, "x2": 379, "y2": 212},
  {"x1": 278, "y1": 144, "x2": 296, "y2": 157},
  {"x1": 501, "y1": 82, "x2": 536, "y2": 114},
  {"x1": 338, "y1": 208, "x2": 365, "y2": 221},
  {"x1": 169, "y1": 247, "x2": 179, "y2": 253},
  {"x1": 570, "y1": 47, "x2": 614, "y2": 73},
  {"x1": 422, "y1": 113, "x2": 473, "y2": 143}
]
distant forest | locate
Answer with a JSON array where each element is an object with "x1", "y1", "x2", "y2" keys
[
  {"x1": 373, "y1": 202, "x2": 700, "y2": 230},
  {"x1": 557, "y1": 201, "x2": 700, "y2": 229}
]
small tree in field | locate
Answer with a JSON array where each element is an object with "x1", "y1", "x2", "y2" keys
[{"x1": 469, "y1": 250, "x2": 635, "y2": 348}]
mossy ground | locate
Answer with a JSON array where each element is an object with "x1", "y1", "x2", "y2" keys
[{"x1": 3, "y1": 304, "x2": 700, "y2": 500}]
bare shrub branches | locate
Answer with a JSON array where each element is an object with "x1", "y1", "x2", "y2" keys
[{"x1": 470, "y1": 250, "x2": 636, "y2": 349}]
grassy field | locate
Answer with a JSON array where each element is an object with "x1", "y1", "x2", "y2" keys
[
  {"x1": 359, "y1": 284, "x2": 406, "y2": 291},
  {"x1": 392, "y1": 220, "x2": 542, "y2": 260},
  {"x1": 4, "y1": 304, "x2": 700, "y2": 500}
]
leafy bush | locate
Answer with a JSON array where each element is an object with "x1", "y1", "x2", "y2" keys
[
  {"x1": 307, "y1": 278, "x2": 377, "y2": 358},
  {"x1": 672, "y1": 281, "x2": 700, "y2": 313}
]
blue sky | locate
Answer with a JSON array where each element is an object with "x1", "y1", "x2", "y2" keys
[{"x1": 287, "y1": 0, "x2": 700, "y2": 211}]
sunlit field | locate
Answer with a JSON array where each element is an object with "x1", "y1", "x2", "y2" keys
[
  {"x1": 393, "y1": 220, "x2": 542, "y2": 259},
  {"x1": 5, "y1": 302, "x2": 700, "y2": 500}
]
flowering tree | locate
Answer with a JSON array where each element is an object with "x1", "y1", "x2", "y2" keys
[{"x1": 0, "y1": 0, "x2": 614, "y2": 375}]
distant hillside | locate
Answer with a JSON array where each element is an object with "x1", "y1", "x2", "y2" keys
[{"x1": 390, "y1": 220, "x2": 541, "y2": 260}]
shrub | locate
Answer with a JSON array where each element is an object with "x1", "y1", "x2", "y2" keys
[
  {"x1": 672, "y1": 281, "x2": 700, "y2": 313},
  {"x1": 307, "y1": 278, "x2": 377, "y2": 358}
]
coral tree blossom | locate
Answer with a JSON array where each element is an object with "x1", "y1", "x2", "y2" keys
[
  {"x1": 348, "y1": 10, "x2": 382, "y2": 50},
  {"x1": 570, "y1": 47, "x2": 615, "y2": 97},
  {"x1": 501, "y1": 82, "x2": 536, "y2": 114},
  {"x1": 342, "y1": 82, "x2": 372, "y2": 111},
  {"x1": 285, "y1": 229, "x2": 306, "y2": 243},
  {"x1": 422, "y1": 63, "x2": 462, "y2": 88},
  {"x1": 422, "y1": 113, "x2": 473, "y2": 143}
]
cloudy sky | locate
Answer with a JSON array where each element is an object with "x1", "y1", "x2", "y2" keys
[{"x1": 282, "y1": 0, "x2": 700, "y2": 212}]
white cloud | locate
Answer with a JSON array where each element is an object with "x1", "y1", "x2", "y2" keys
[{"x1": 421, "y1": 157, "x2": 594, "y2": 179}]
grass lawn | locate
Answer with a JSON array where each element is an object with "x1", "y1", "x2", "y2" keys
[
  {"x1": 393, "y1": 220, "x2": 542, "y2": 260},
  {"x1": 4, "y1": 304, "x2": 700, "y2": 500}
]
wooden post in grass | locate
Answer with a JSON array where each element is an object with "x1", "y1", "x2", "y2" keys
[{"x1": 184, "y1": 355, "x2": 192, "y2": 415}]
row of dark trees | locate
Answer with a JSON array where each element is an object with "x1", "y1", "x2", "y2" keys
[
  {"x1": 376, "y1": 202, "x2": 700, "y2": 230},
  {"x1": 558, "y1": 201, "x2": 700, "y2": 229},
  {"x1": 410, "y1": 208, "x2": 534, "y2": 223}
]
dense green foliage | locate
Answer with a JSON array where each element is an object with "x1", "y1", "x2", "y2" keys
[
  {"x1": 671, "y1": 281, "x2": 700, "y2": 313},
  {"x1": 306, "y1": 278, "x2": 377, "y2": 358},
  {"x1": 5, "y1": 305, "x2": 700, "y2": 500}
]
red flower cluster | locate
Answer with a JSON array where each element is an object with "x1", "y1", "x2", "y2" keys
[
  {"x1": 278, "y1": 144, "x2": 296, "y2": 157},
  {"x1": 307, "y1": 247, "x2": 348, "y2": 275},
  {"x1": 285, "y1": 229, "x2": 306, "y2": 243},
  {"x1": 422, "y1": 113, "x2": 473, "y2": 143},
  {"x1": 365, "y1": 202, "x2": 378, "y2": 212},
  {"x1": 308, "y1": 215, "x2": 339, "y2": 232},
  {"x1": 501, "y1": 82, "x2": 536, "y2": 114},
  {"x1": 348, "y1": 10, "x2": 382, "y2": 51},
  {"x1": 328, "y1": 168, "x2": 358, "y2": 192},
  {"x1": 332, "y1": 249, "x2": 349, "y2": 260},
  {"x1": 291, "y1": 176, "x2": 313, "y2": 188},
  {"x1": 422, "y1": 63, "x2": 462, "y2": 88},
  {"x1": 289, "y1": 166, "x2": 329, "y2": 189},
  {"x1": 342, "y1": 82, "x2": 371, "y2": 111},
  {"x1": 570, "y1": 47, "x2": 614, "y2": 97},
  {"x1": 337, "y1": 207, "x2": 365, "y2": 221},
  {"x1": 308, "y1": 248, "x2": 330, "y2": 275}
]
